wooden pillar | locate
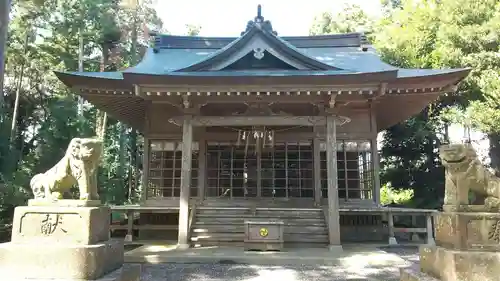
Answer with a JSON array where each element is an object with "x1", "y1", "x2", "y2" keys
[
  {"x1": 198, "y1": 139, "x2": 207, "y2": 200},
  {"x1": 369, "y1": 103, "x2": 381, "y2": 205},
  {"x1": 177, "y1": 115, "x2": 193, "y2": 249},
  {"x1": 371, "y1": 138, "x2": 381, "y2": 205},
  {"x1": 326, "y1": 115, "x2": 342, "y2": 252},
  {"x1": 410, "y1": 214, "x2": 421, "y2": 242},
  {"x1": 141, "y1": 137, "x2": 150, "y2": 203},
  {"x1": 125, "y1": 210, "x2": 134, "y2": 242},
  {"x1": 256, "y1": 144, "x2": 262, "y2": 198},
  {"x1": 141, "y1": 103, "x2": 150, "y2": 203},
  {"x1": 313, "y1": 135, "x2": 321, "y2": 206},
  {"x1": 387, "y1": 211, "x2": 398, "y2": 245},
  {"x1": 426, "y1": 213, "x2": 436, "y2": 245}
]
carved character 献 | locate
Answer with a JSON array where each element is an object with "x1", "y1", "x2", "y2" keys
[
  {"x1": 40, "y1": 214, "x2": 63, "y2": 235},
  {"x1": 30, "y1": 137, "x2": 102, "y2": 201}
]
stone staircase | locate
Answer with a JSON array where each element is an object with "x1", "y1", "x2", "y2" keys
[{"x1": 190, "y1": 206, "x2": 328, "y2": 247}]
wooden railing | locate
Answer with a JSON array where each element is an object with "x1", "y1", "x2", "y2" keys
[
  {"x1": 338, "y1": 207, "x2": 437, "y2": 245},
  {"x1": 111, "y1": 204, "x2": 438, "y2": 246},
  {"x1": 110, "y1": 205, "x2": 181, "y2": 242}
]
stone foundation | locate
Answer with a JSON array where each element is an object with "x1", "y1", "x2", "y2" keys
[
  {"x1": 0, "y1": 204, "x2": 124, "y2": 280},
  {"x1": 400, "y1": 266, "x2": 439, "y2": 281},
  {"x1": 434, "y1": 212, "x2": 500, "y2": 251},
  {"x1": 401, "y1": 245, "x2": 500, "y2": 281},
  {"x1": 11, "y1": 205, "x2": 110, "y2": 245},
  {"x1": 400, "y1": 209, "x2": 500, "y2": 281},
  {"x1": 0, "y1": 239, "x2": 123, "y2": 280},
  {"x1": 420, "y1": 245, "x2": 500, "y2": 281}
]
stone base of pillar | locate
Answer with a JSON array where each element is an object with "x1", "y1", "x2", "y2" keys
[
  {"x1": 388, "y1": 237, "x2": 398, "y2": 245},
  {"x1": 328, "y1": 245, "x2": 343, "y2": 253},
  {"x1": 124, "y1": 234, "x2": 133, "y2": 242},
  {"x1": 411, "y1": 233, "x2": 421, "y2": 242},
  {"x1": 176, "y1": 243, "x2": 190, "y2": 250}
]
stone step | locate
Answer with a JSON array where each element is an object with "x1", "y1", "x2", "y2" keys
[
  {"x1": 191, "y1": 241, "x2": 244, "y2": 247},
  {"x1": 190, "y1": 233, "x2": 328, "y2": 243},
  {"x1": 192, "y1": 225, "x2": 328, "y2": 234},
  {"x1": 256, "y1": 210, "x2": 323, "y2": 216},
  {"x1": 191, "y1": 207, "x2": 328, "y2": 246},
  {"x1": 193, "y1": 221, "x2": 327, "y2": 227},
  {"x1": 191, "y1": 217, "x2": 325, "y2": 225},
  {"x1": 196, "y1": 209, "x2": 323, "y2": 217},
  {"x1": 196, "y1": 211, "x2": 252, "y2": 216},
  {"x1": 197, "y1": 208, "x2": 251, "y2": 212},
  {"x1": 195, "y1": 214, "x2": 323, "y2": 219}
]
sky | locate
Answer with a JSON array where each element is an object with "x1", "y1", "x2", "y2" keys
[
  {"x1": 154, "y1": 0, "x2": 383, "y2": 36},
  {"x1": 153, "y1": 0, "x2": 490, "y2": 162}
]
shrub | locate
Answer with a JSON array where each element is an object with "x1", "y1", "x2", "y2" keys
[{"x1": 380, "y1": 182, "x2": 414, "y2": 206}]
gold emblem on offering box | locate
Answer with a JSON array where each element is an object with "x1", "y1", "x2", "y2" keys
[{"x1": 259, "y1": 227, "x2": 269, "y2": 237}]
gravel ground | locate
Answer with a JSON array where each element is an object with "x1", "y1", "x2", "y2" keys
[
  {"x1": 117, "y1": 246, "x2": 421, "y2": 281},
  {"x1": 381, "y1": 245, "x2": 420, "y2": 266},
  {"x1": 137, "y1": 263, "x2": 400, "y2": 281}
]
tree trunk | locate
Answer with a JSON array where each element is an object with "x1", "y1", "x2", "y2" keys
[
  {"x1": 76, "y1": 6, "x2": 84, "y2": 117},
  {"x1": 0, "y1": 0, "x2": 11, "y2": 108},
  {"x1": 96, "y1": 43, "x2": 109, "y2": 139},
  {"x1": 10, "y1": 30, "x2": 29, "y2": 144},
  {"x1": 443, "y1": 122, "x2": 450, "y2": 144},
  {"x1": 128, "y1": 0, "x2": 139, "y2": 202},
  {"x1": 489, "y1": 133, "x2": 500, "y2": 177}
]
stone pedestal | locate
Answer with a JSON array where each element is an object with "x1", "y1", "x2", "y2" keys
[
  {"x1": 400, "y1": 209, "x2": 500, "y2": 281},
  {"x1": 0, "y1": 203, "x2": 124, "y2": 280}
]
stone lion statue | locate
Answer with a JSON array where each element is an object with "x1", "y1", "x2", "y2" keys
[
  {"x1": 30, "y1": 137, "x2": 102, "y2": 201},
  {"x1": 439, "y1": 143, "x2": 500, "y2": 210}
]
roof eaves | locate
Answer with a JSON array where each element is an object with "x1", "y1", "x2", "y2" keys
[
  {"x1": 396, "y1": 68, "x2": 472, "y2": 78},
  {"x1": 153, "y1": 32, "x2": 365, "y2": 49},
  {"x1": 174, "y1": 26, "x2": 346, "y2": 72},
  {"x1": 260, "y1": 31, "x2": 343, "y2": 70}
]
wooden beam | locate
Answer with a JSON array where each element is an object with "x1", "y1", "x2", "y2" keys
[
  {"x1": 140, "y1": 84, "x2": 380, "y2": 93},
  {"x1": 146, "y1": 131, "x2": 375, "y2": 141},
  {"x1": 152, "y1": 95, "x2": 328, "y2": 105},
  {"x1": 168, "y1": 115, "x2": 351, "y2": 127}
]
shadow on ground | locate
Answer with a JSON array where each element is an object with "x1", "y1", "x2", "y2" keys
[
  {"x1": 132, "y1": 261, "x2": 412, "y2": 281},
  {"x1": 379, "y1": 245, "x2": 420, "y2": 265}
]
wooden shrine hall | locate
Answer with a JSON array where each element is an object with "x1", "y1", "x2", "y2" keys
[{"x1": 55, "y1": 6, "x2": 470, "y2": 249}]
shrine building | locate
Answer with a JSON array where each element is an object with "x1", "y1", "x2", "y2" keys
[{"x1": 55, "y1": 7, "x2": 470, "y2": 249}]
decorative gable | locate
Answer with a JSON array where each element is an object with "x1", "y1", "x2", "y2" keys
[
  {"x1": 223, "y1": 50, "x2": 298, "y2": 70},
  {"x1": 175, "y1": 5, "x2": 343, "y2": 72}
]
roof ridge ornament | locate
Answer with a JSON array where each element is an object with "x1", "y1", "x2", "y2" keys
[{"x1": 241, "y1": 4, "x2": 278, "y2": 36}]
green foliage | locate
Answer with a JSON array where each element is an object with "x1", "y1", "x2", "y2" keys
[
  {"x1": 310, "y1": 3, "x2": 374, "y2": 35},
  {"x1": 310, "y1": 0, "x2": 500, "y2": 208},
  {"x1": 185, "y1": 24, "x2": 201, "y2": 36},
  {"x1": 0, "y1": 0, "x2": 170, "y2": 236},
  {"x1": 380, "y1": 182, "x2": 414, "y2": 205}
]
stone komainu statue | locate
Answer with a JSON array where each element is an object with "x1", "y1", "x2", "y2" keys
[
  {"x1": 30, "y1": 137, "x2": 102, "y2": 201},
  {"x1": 439, "y1": 143, "x2": 500, "y2": 210}
]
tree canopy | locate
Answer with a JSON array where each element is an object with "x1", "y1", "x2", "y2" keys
[
  {"x1": 0, "y1": 0, "x2": 201, "y2": 237},
  {"x1": 310, "y1": 0, "x2": 500, "y2": 207}
]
